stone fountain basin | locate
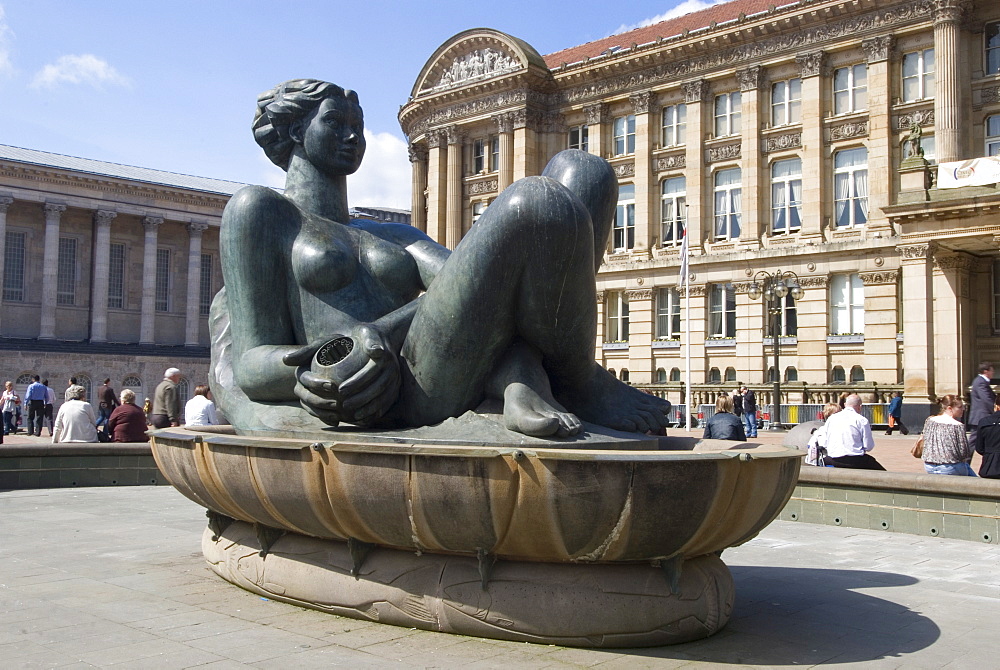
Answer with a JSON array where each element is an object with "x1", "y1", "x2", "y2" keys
[{"x1": 150, "y1": 427, "x2": 801, "y2": 564}]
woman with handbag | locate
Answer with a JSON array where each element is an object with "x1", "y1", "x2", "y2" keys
[{"x1": 918, "y1": 395, "x2": 976, "y2": 476}]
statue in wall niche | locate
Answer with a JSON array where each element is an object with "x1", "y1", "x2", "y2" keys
[
  {"x1": 210, "y1": 78, "x2": 669, "y2": 438},
  {"x1": 903, "y1": 122, "x2": 924, "y2": 159}
]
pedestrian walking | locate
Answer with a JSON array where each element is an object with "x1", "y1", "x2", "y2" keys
[
  {"x1": 885, "y1": 391, "x2": 908, "y2": 435},
  {"x1": 968, "y1": 362, "x2": 995, "y2": 454},
  {"x1": 25, "y1": 375, "x2": 48, "y2": 437},
  {"x1": 741, "y1": 386, "x2": 758, "y2": 438},
  {"x1": 1, "y1": 380, "x2": 20, "y2": 435}
]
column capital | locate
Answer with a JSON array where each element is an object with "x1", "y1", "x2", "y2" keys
[
  {"x1": 897, "y1": 243, "x2": 930, "y2": 261},
  {"x1": 583, "y1": 102, "x2": 608, "y2": 125},
  {"x1": 143, "y1": 215, "x2": 164, "y2": 231},
  {"x1": 861, "y1": 35, "x2": 895, "y2": 64},
  {"x1": 0, "y1": 196, "x2": 12, "y2": 213},
  {"x1": 44, "y1": 202, "x2": 67, "y2": 217},
  {"x1": 795, "y1": 51, "x2": 828, "y2": 78},
  {"x1": 94, "y1": 210, "x2": 117, "y2": 227},
  {"x1": 736, "y1": 66, "x2": 763, "y2": 92},
  {"x1": 491, "y1": 112, "x2": 514, "y2": 134},
  {"x1": 629, "y1": 91, "x2": 652, "y2": 115},
  {"x1": 407, "y1": 143, "x2": 427, "y2": 163},
  {"x1": 859, "y1": 270, "x2": 899, "y2": 285},
  {"x1": 932, "y1": 0, "x2": 971, "y2": 25},
  {"x1": 187, "y1": 221, "x2": 209, "y2": 236},
  {"x1": 444, "y1": 125, "x2": 464, "y2": 146},
  {"x1": 426, "y1": 129, "x2": 443, "y2": 149},
  {"x1": 682, "y1": 79, "x2": 710, "y2": 104}
]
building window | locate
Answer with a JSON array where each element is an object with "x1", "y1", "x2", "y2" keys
[
  {"x1": 771, "y1": 78, "x2": 801, "y2": 126},
  {"x1": 713, "y1": 168, "x2": 742, "y2": 240},
  {"x1": 660, "y1": 177, "x2": 686, "y2": 246},
  {"x1": 993, "y1": 259, "x2": 1000, "y2": 333},
  {"x1": 199, "y1": 253, "x2": 213, "y2": 316},
  {"x1": 77, "y1": 375, "x2": 92, "y2": 405},
  {"x1": 656, "y1": 368, "x2": 667, "y2": 383},
  {"x1": 902, "y1": 49, "x2": 934, "y2": 102},
  {"x1": 490, "y1": 137, "x2": 499, "y2": 171},
  {"x1": 768, "y1": 366, "x2": 778, "y2": 382},
  {"x1": 831, "y1": 273, "x2": 864, "y2": 334},
  {"x1": 987, "y1": 115, "x2": 1000, "y2": 157},
  {"x1": 177, "y1": 377, "x2": 190, "y2": 406},
  {"x1": 122, "y1": 375, "x2": 143, "y2": 399},
  {"x1": 569, "y1": 124, "x2": 589, "y2": 152},
  {"x1": 987, "y1": 22, "x2": 1000, "y2": 75},
  {"x1": 714, "y1": 92, "x2": 741, "y2": 137},
  {"x1": 473, "y1": 139, "x2": 486, "y2": 173},
  {"x1": 656, "y1": 287, "x2": 681, "y2": 339},
  {"x1": 661, "y1": 104, "x2": 686, "y2": 147},
  {"x1": 918, "y1": 135, "x2": 936, "y2": 164},
  {"x1": 606, "y1": 292, "x2": 629, "y2": 342},
  {"x1": 56, "y1": 237, "x2": 77, "y2": 306},
  {"x1": 3, "y1": 230, "x2": 26, "y2": 302},
  {"x1": 472, "y1": 137, "x2": 499, "y2": 173},
  {"x1": 709, "y1": 283, "x2": 736, "y2": 338},
  {"x1": 725, "y1": 367, "x2": 737, "y2": 382},
  {"x1": 108, "y1": 243, "x2": 125, "y2": 309},
  {"x1": 708, "y1": 367, "x2": 722, "y2": 383},
  {"x1": 155, "y1": 248, "x2": 171, "y2": 312},
  {"x1": 834, "y1": 148, "x2": 868, "y2": 227},
  {"x1": 16, "y1": 373, "x2": 34, "y2": 391},
  {"x1": 771, "y1": 158, "x2": 802, "y2": 234},
  {"x1": 831, "y1": 366, "x2": 846, "y2": 383},
  {"x1": 785, "y1": 367, "x2": 798, "y2": 382},
  {"x1": 776, "y1": 294, "x2": 798, "y2": 336},
  {"x1": 614, "y1": 184, "x2": 635, "y2": 251},
  {"x1": 670, "y1": 367, "x2": 681, "y2": 382},
  {"x1": 833, "y1": 64, "x2": 867, "y2": 115},
  {"x1": 471, "y1": 201, "x2": 487, "y2": 226},
  {"x1": 620, "y1": 369, "x2": 630, "y2": 383},
  {"x1": 851, "y1": 366, "x2": 865, "y2": 383},
  {"x1": 613, "y1": 115, "x2": 636, "y2": 155}
]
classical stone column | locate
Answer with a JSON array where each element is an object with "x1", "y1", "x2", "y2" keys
[
  {"x1": 682, "y1": 80, "x2": 710, "y2": 252},
  {"x1": 493, "y1": 113, "x2": 514, "y2": 191},
  {"x1": 0, "y1": 196, "x2": 12, "y2": 336},
  {"x1": 898, "y1": 244, "x2": 935, "y2": 404},
  {"x1": 184, "y1": 222, "x2": 208, "y2": 346},
  {"x1": 625, "y1": 288, "x2": 653, "y2": 383},
  {"x1": 931, "y1": 252, "x2": 973, "y2": 395},
  {"x1": 630, "y1": 91, "x2": 653, "y2": 255},
  {"x1": 583, "y1": 103, "x2": 607, "y2": 159},
  {"x1": 139, "y1": 216, "x2": 163, "y2": 345},
  {"x1": 408, "y1": 143, "x2": 427, "y2": 232},
  {"x1": 796, "y1": 52, "x2": 826, "y2": 241},
  {"x1": 89, "y1": 210, "x2": 117, "y2": 343},
  {"x1": 862, "y1": 36, "x2": 895, "y2": 231},
  {"x1": 736, "y1": 66, "x2": 763, "y2": 248},
  {"x1": 860, "y1": 270, "x2": 900, "y2": 384},
  {"x1": 512, "y1": 109, "x2": 538, "y2": 181},
  {"x1": 425, "y1": 130, "x2": 447, "y2": 245},
  {"x1": 933, "y1": 0, "x2": 970, "y2": 163},
  {"x1": 795, "y1": 276, "x2": 829, "y2": 385},
  {"x1": 38, "y1": 203, "x2": 66, "y2": 339},
  {"x1": 444, "y1": 125, "x2": 464, "y2": 249}
]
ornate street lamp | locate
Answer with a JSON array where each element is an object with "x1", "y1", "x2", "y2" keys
[{"x1": 748, "y1": 270, "x2": 803, "y2": 431}]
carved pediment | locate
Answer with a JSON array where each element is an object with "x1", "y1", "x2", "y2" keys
[{"x1": 412, "y1": 30, "x2": 548, "y2": 96}]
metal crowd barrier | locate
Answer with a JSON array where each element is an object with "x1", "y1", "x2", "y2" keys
[{"x1": 687, "y1": 403, "x2": 890, "y2": 430}]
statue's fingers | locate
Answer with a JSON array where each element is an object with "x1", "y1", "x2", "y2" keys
[
  {"x1": 341, "y1": 366, "x2": 397, "y2": 411},
  {"x1": 298, "y1": 370, "x2": 337, "y2": 397},
  {"x1": 348, "y1": 376, "x2": 401, "y2": 424},
  {"x1": 283, "y1": 342, "x2": 320, "y2": 367},
  {"x1": 337, "y1": 358, "x2": 381, "y2": 396}
]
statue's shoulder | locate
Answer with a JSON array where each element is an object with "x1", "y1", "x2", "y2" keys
[
  {"x1": 223, "y1": 186, "x2": 295, "y2": 235},
  {"x1": 352, "y1": 219, "x2": 439, "y2": 248}
]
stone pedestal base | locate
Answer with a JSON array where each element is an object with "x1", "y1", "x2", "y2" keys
[{"x1": 203, "y1": 521, "x2": 734, "y2": 648}]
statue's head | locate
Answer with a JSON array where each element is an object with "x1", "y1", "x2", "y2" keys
[{"x1": 253, "y1": 79, "x2": 364, "y2": 173}]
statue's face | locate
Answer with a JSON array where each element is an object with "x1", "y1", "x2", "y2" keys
[{"x1": 298, "y1": 96, "x2": 366, "y2": 176}]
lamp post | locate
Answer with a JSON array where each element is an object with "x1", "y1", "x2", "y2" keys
[{"x1": 748, "y1": 270, "x2": 803, "y2": 431}]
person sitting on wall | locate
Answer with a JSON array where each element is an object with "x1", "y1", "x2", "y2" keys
[
  {"x1": 52, "y1": 386, "x2": 98, "y2": 443},
  {"x1": 805, "y1": 403, "x2": 842, "y2": 466},
  {"x1": 703, "y1": 394, "x2": 747, "y2": 441},
  {"x1": 107, "y1": 389, "x2": 149, "y2": 443},
  {"x1": 920, "y1": 394, "x2": 976, "y2": 476},
  {"x1": 823, "y1": 393, "x2": 884, "y2": 470},
  {"x1": 184, "y1": 385, "x2": 219, "y2": 427}
]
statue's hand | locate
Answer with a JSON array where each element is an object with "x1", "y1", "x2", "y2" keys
[
  {"x1": 284, "y1": 341, "x2": 343, "y2": 426},
  {"x1": 335, "y1": 324, "x2": 401, "y2": 426}
]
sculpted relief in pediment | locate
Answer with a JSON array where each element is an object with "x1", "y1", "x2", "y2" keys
[{"x1": 430, "y1": 47, "x2": 521, "y2": 91}]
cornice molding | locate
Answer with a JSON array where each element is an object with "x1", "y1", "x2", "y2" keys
[{"x1": 859, "y1": 270, "x2": 899, "y2": 284}]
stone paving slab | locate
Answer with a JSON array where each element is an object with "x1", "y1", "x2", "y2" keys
[{"x1": 2, "y1": 486, "x2": 999, "y2": 668}]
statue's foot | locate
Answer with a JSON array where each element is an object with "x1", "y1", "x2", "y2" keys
[
  {"x1": 503, "y1": 382, "x2": 582, "y2": 438},
  {"x1": 559, "y1": 365, "x2": 670, "y2": 434}
]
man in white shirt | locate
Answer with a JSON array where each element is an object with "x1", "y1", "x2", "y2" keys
[
  {"x1": 823, "y1": 394, "x2": 884, "y2": 470},
  {"x1": 52, "y1": 386, "x2": 98, "y2": 443}
]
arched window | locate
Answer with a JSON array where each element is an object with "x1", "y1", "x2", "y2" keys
[
  {"x1": 177, "y1": 377, "x2": 191, "y2": 406},
  {"x1": 850, "y1": 365, "x2": 865, "y2": 383},
  {"x1": 15, "y1": 373, "x2": 34, "y2": 393},
  {"x1": 725, "y1": 367, "x2": 737, "y2": 382},
  {"x1": 608, "y1": 368, "x2": 616, "y2": 378},
  {"x1": 619, "y1": 369, "x2": 630, "y2": 383},
  {"x1": 670, "y1": 368, "x2": 681, "y2": 382},
  {"x1": 831, "y1": 366, "x2": 846, "y2": 383},
  {"x1": 767, "y1": 366, "x2": 778, "y2": 382},
  {"x1": 76, "y1": 375, "x2": 93, "y2": 405},
  {"x1": 708, "y1": 367, "x2": 721, "y2": 383},
  {"x1": 122, "y1": 376, "x2": 143, "y2": 401},
  {"x1": 785, "y1": 367, "x2": 798, "y2": 382},
  {"x1": 656, "y1": 368, "x2": 667, "y2": 383}
]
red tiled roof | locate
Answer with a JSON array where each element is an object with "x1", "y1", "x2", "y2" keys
[{"x1": 543, "y1": 0, "x2": 783, "y2": 68}]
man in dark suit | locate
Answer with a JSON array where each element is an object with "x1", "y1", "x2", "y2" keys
[{"x1": 969, "y1": 361, "x2": 996, "y2": 454}]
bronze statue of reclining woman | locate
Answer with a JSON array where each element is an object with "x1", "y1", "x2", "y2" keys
[{"x1": 210, "y1": 79, "x2": 669, "y2": 438}]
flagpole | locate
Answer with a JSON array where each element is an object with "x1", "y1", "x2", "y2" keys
[{"x1": 680, "y1": 206, "x2": 692, "y2": 432}]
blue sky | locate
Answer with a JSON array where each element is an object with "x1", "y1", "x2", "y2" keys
[{"x1": 1, "y1": 0, "x2": 720, "y2": 208}]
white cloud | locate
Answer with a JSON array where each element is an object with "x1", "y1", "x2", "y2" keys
[
  {"x1": 612, "y1": 0, "x2": 726, "y2": 36},
  {"x1": 347, "y1": 130, "x2": 411, "y2": 209},
  {"x1": 30, "y1": 53, "x2": 128, "y2": 90},
  {"x1": 0, "y1": 7, "x2": 14, "y2": 78}
]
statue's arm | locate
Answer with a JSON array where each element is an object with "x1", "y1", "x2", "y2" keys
[{"x1": 222, "y1": 187, "x2": 302, "y2": 402}]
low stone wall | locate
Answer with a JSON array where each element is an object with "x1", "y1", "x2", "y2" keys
[
  {"x1": 0, "y1": 443, "x2": 165, "y2": 490},
  {"x1": 779, "y1": 467, "x2": 1000, "y2": 545}
]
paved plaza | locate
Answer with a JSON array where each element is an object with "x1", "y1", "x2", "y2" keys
[{"x1": 2, "y1": 485, "x2": 998, "y2": 669}]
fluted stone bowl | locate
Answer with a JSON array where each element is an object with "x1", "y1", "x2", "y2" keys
[{"x1": 150, "y1": 428, "x2": 801, "y2": 564}]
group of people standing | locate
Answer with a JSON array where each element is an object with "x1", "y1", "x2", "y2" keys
[{"x1": 0, "y1": 368, "x2": 221, "y2": 444}]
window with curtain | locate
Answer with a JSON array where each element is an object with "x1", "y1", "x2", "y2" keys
[
  {"x1": 613, "y1": 115, "x2": 636, "y2": 155},
  {"x1": 987, "y1": 115, "x2": 1000, "y2": 157},
  {"x1": 709, "y1": 283, "x2": 736, "y2": 338},
  {"x1": 714, "y1": 168, "x2": 742, "y2": 240},
  {"x1": 771, "y1": 78, "x2": 801, "y2": 126},
  {"x1": 771, "y1": 158, "x2": 802, "y2": 234},
  {"x1": 108, "y1": 243, "x2": 125, "y2": 309},
  {"x1": 614, "y1": 184, "x2": 635, "y2": 251},
  {"x1": 833, "y1": 64, "x2": 867, "y2": 114},
  {"x1": 656, "y1": 287, "x2": 682, "y2": 339},
  {"x1": 568, "y1": 124, "x2": 589, "y2": 151},
  {"x1": 902, "y1": 49, "x2": 934, "y2": 102},
  {"x1": 714, "y1": 92, "x2": 741, "y2": 136},
  {"x1": 606, "y1": 292, "x2": 629, "y2": 342},
  {"x1": 777, "y1": 293, "x2": 798, "y2": 336},
  {"x1": 831, "y1": 273, "x2": 864, "y2": 334},
  {"x1": 834, "y1": 148, "x2": 868, "y2": 227},
  {"x1": 56, "y1": 237, "x2": 77, "y2": 306},
  {"x1": 987, "y1": 22, "x2": 1000, "y2": 75},
  {"x1": 660, "y1": 177, "x2": 686, "y2": 246},
  {"x1": 662, "y1": 104, "x2": 686, "y2": 147},
  {"x1": 3, "y1": 231, "x2": 25, "y2": 302}
]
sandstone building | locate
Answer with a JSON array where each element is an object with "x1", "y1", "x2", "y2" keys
[{"x1": 399, "y1": 0, "x2": 1000, "y2": 421}]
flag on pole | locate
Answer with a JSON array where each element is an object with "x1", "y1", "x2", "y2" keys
[{"x1": 678, "y1": 224, "x2": 689, "y2": 288}]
